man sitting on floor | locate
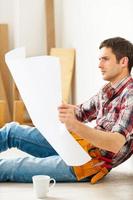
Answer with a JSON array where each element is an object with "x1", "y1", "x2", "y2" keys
[{"x1": 0, "y1": 37, "x2": 133, "y2": 184}]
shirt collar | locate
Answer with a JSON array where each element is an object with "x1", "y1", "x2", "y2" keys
[{"x1": 102, "y1": 75, "x2": 132, "y2": 100}]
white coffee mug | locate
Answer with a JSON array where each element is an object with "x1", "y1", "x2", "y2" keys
[{"x1": 32, "y1": 175, "x2": 56, "y2": 199}]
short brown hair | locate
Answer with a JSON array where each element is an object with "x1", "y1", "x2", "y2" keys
[{"x1": 99, "y1": 37, "x2": 133, "y2": 73}]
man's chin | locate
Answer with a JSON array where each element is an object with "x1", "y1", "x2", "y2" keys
[
  {"x1": 102, "y1": 75, "x2": 108, "y2": 81},
  {"x1": 102, "y1": 75, "x2": 107, "y2": 80}
]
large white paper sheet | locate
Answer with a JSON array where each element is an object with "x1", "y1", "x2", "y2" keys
[{"x1": 5, "y1": 48, "x2": 91, "y2": 166}]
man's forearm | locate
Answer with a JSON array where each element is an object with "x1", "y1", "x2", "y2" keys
[
  {"x1": 72, "y1": 120, "x2": 126, "y2": 153},
  {"x1": 58, "y1": 103, "x2": 126, "y2": 153}
]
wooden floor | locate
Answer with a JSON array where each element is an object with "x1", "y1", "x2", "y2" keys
[{"x1": 0, "y1": 149, "x2": 133, "y2": 200}]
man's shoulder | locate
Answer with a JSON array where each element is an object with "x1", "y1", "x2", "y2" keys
[
  {"x1": 121, "y1": 79, "x2": 133, "y2": 98},
  {"x1": 125, "y1": 77, "x2": 133, "y2": 90}
]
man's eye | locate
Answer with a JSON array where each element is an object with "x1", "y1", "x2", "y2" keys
[
  {"x1": 103, "y1": 57, "x2": 109, "y2": 61},
  {"x1": 99, "y1": 57, "x2": 109, "y2": 61}
]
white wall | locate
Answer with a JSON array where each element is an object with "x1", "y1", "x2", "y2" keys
[
  {"x1": 55, "y1": 0, "x2": 133, "y2": 104},
  {"x1": 13, "y1": 0, "x2": 46, "y2": 56},
  {"x1": 0, "y1": 0, "x2": 46, "y2": 56}
]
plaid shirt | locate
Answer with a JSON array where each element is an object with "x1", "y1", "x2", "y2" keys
[{"x1": 76, "y1": 76, "x2": 133, "y2": 168}]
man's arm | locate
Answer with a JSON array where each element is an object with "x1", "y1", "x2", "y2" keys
[
  {"x1": 58, "y1": 103, "x2": 126, "y2": 154},
  {"x1": 75, "y1": 94, "x2": 98, "y2": 122}
]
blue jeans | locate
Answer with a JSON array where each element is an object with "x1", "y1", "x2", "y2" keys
[{"x1": 0, "y1": 122, "x2": 91, "y2": 183}]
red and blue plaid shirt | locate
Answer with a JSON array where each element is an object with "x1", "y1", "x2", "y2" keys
[{"x1": 76, "y1": 76, "x2": 133, "y2": 168}]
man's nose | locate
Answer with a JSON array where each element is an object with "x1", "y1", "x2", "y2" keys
[
  {"x1": 98, "y1": 60, "x2": 102, "y2": 68},
  {"x1": 98, "y1": 59, "x2": 105, "y2": 69}
]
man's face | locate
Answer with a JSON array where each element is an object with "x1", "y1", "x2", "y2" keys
[{"x1": 98, "y1": 47, "x2": 124, "y2": 84}]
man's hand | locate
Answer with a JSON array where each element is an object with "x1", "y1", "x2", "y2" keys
[{"x1": 58, "y1": 103, "x2": 78, "y2": 131}]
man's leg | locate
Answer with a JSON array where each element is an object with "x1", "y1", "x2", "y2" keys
[
  {"x1": 0, "y1": 122, "x2": 89, "y2": 183},
  {"x1": 0, "y1": 122, "x2": 78, "y2": 182},
  {"x1": 0, "y1": 122, "x2": 57, "y2": 157},
  {"x1": 0, "y1": 155, "x2": 77, "y2": 182}
]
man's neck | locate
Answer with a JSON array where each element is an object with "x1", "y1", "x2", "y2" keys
[{"x1": 110, "y1": 74, "x2": 130, "y2": 87}]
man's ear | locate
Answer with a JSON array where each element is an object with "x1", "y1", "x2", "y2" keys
[{"x1": 120, "y1": 57, "x2": 129, "y2": 67}]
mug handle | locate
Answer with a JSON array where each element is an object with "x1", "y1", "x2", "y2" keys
[{"x1": 49, "y1": 178, "x2": 56, "y2": 188}]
